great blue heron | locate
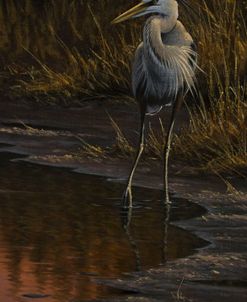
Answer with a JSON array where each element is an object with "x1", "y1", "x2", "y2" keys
[{"x1": 112, "y1": 0, "x2": 198, "y2": 207}]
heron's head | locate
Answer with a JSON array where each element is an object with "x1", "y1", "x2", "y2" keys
[{"x1": 112, "y1": 0, "x2": 180, "y2": 24}]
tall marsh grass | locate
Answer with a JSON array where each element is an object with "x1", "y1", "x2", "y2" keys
[
  {"x1": 175, "y1": 0, "x2": 247, "y2": 173},
  {"x1": 0, "y1": 0, "x2": 136, "y2": 100},
  {"x1": 0, "y1": 0, "x2": 246, "y2": 173}
]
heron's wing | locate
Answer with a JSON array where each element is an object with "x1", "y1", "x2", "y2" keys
[
  {"x1": 132, "y1": 43, "x2": 166, "y2": 115},
  {"x1": 132, "y1": 43, "x2": 145, "y2": 99}
]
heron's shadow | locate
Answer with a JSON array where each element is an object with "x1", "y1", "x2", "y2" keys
[{"x1": 120, "y1": 196, "x2": 172, "y2": 270}]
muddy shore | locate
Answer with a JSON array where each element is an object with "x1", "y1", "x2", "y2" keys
[{"x1": 0, "y1": 99, "x2": 246, "y2": 302}]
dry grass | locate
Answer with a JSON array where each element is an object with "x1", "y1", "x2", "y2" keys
[
  {"x1": 0, "y1": 1, "x2": 137, "y2": 102},
  {"x1": 75, "y1": 135, "x2": 107, "y2": 160},
  {"x1": 174, "y1": 0, "x2": 247, "y2": 173},
  {"x1": 174, "y1": 85, "x2": 247, "y2": 174},
  {"x1": 7, "y1": 27, "x2": 136, "y2": 102},
  {"x1": 0, "y1": 0, "x2": 246, "y2": 174}
]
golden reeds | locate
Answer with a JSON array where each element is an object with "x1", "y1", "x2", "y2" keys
[{"x1": 0, "y1": 0, "x2": 246, "y2": 173}]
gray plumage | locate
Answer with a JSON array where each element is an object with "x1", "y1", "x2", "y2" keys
[{"x1": 132, "y1": 17, "x2": 197, "y2": 115}]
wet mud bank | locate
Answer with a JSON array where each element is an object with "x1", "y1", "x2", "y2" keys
[{"x1": 0, "y1": 100, "x2": 246, "y2": 301}]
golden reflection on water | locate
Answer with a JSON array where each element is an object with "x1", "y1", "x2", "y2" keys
[{"x1": 0, "y1": 153, "x2": 206, "y2": 301}]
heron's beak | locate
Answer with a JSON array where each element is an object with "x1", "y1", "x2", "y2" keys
[{"x1": 111, "y1": 1, "x2": 150, "y2": 24}]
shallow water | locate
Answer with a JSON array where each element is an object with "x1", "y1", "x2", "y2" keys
[{"x1": 0, "y1": 152, "x2": 207, "y2": 301}]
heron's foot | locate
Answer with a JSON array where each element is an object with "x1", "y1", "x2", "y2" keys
[
  {"x1": 122, "y1": 186, "x2": 133, "y2": 209},
  {"x1": 163, "y1": 192, "x2": 172, "y2": 206},
  {"x1": 121, "y1": 206, "x2": 133, "y2": 230},
  {"x1": 164, "y1": 197, "x2": 172, "y2": 205}
]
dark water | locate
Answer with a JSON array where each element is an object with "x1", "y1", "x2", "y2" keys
[{"x1": 0, "y1": 152, "x2": 207, "y2": 301}]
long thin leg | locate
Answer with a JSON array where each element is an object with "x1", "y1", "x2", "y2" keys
[
  {"x1": 123, "y1": 110, "x2": 146, "y2": 208},
  {"x1": 164, "y1": 92, "x2": 184, "y2": 204}
]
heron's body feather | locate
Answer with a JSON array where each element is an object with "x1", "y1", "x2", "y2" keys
[{"x1": 132, "y1": 17, "x2": 197, "y2": 115}]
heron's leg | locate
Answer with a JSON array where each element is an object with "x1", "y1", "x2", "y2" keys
[
  {"x1": 164, "y1": 92, "x2": 184, "y2": 204},
  {"x1": 123, "y1": 111, "x2": 146, "y2": 208}
]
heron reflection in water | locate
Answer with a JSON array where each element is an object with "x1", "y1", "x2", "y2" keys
[{"x1": 112, "y1": 0, "x2": 198, "y2": 207}]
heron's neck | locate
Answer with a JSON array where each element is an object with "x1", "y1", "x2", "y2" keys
[
  {"x1": 144, "y1": 15, "x2": 177, "y2": 59},
  {"x1": 161, "y1": 0, "x2": 179, "y2": 30}
]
